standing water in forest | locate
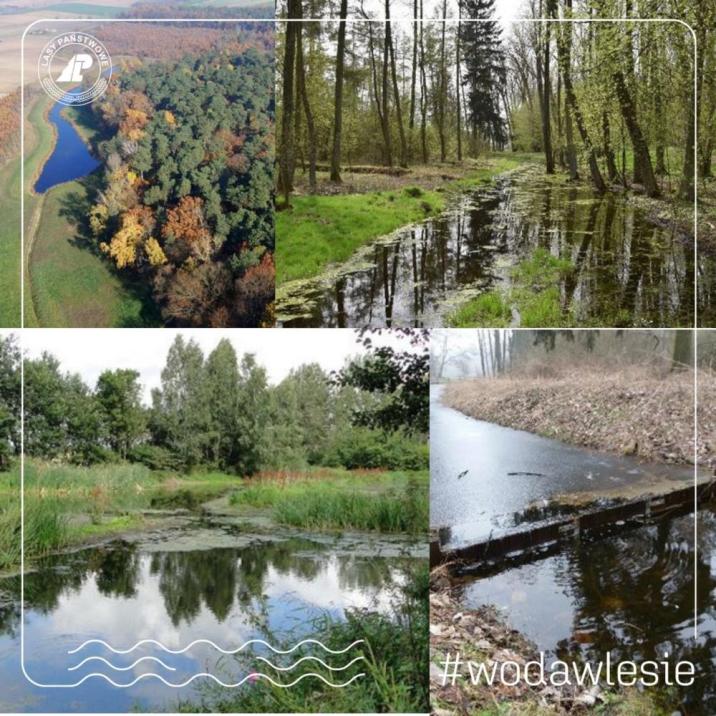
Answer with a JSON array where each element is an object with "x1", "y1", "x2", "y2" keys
[
  {"x1": 275, "y1": 8, "x2": 700, "y2": 328},
  {"x1": 278, "y1": 166, "x2": 693, "y2": 328}
]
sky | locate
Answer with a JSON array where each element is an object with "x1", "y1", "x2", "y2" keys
[
  {"x1": 355, "y1": 0, "x2": 524, "y2": 31},
  {"x1": 17, "y1": 328, "x2": 413, "y2": 403}
]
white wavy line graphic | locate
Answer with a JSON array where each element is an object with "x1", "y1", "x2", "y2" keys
[
  {"x1": 257, "y1": 654, "x2": 366, "y2": 672},
  {"x1": 68, "y1": 637, "x2": 365, "y2": 656},
  {"x1": 50, "y1": 670, "x2": 365, "y2": 689},
  {"x1": 68, "y1": 656, "x2": 177, "y2": 672}
]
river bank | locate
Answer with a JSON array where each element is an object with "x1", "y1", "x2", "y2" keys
[
  {"x1": 277, "y1": 154, "x2": 532, "y2": 287},
  {"x1": 429, "y1": 568, "x2": 679, "y2": 716},
  {"x1": 0, "y1": 460, "x2": 429, "y2": 574},
  {"x1": 442, "y1": 370, "x2": 695, "y2": 466}
]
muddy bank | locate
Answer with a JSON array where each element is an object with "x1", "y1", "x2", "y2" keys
[
  {"x1": 442, "y1": 371, "x2": 694, "y2": 465},
  {"x1": 429, "y1": 570, "x2": 657, "y2": 715},
  {"x1": 699, "y1": 370, "x2": 716, "y2": 470}
]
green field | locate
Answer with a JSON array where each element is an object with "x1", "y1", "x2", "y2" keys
[
  {"x1": 0, "y1": 95, "x2": 55, "y2": 327},
  {"x1": 30, "y1": 177, "x2": 155, "y2": 326}
]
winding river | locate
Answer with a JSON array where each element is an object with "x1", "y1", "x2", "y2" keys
[{"x1": 34, "y1": 95, "x2": 99, "y2": 194}]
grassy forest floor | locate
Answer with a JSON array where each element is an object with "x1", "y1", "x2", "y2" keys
[
  {"x1": 441, "y1": 368, "x2": 696, "y2": 466},
  {"x1": 276, "y1": 154, "x2": 532, "y2": 286},
  {"x1": 0, "y1": 460, "x2": 428, "y2": 574}
]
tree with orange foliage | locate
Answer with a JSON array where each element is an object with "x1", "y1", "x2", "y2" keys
[{"x1": 162, "y1": 196, "x2": 213, "y2": 263}]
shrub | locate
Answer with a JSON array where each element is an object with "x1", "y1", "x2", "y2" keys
[
  {"x1": 403, "y1": 186, "x2": 423, "y2": 198},
  {"x1": 128, "y1": 444, "x2": 182, "y2": 472},
  {"x1": 324, "y1": 428, "x2": 428, "y2": 471}
]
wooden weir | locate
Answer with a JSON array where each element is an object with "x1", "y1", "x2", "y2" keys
[{"x1": 430, "y1": 478, "x2": 716, "y2": 572}]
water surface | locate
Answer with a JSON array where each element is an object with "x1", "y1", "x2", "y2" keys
[
  {"x1": 278, "y1": 169, "x2": 693, "y2": 328},
  {"x1": 460, "y1": 508, "x2": 716, "y2": 714},
  {"x1": 430, "y1": 385, "x2": 696, "y2": 549},
  {"x1": 0, "y1": 525, "x2": 421, "y2": 711},
  {"x1": 34, "y1": 98, "x2": 99, "y2": 194}
]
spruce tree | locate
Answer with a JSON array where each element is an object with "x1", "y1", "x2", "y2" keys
[{"x1": 460, "y1": 0, "x2": 507, "y2": 149}]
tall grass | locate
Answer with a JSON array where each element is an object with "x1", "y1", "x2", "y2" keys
[
  {"x1": 181, "y1": 564, "x2": 429, "y2": 713},
  {"x1": 0, "y1": 501, "x2": 68, "y2": 570},
  {"x1": 231, "y1": 472, "x2": 428, "y2": 534}
]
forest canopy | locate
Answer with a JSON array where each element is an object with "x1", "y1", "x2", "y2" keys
[{"x1": 88, "y1": 37, "x2": 275, "y2": 327}]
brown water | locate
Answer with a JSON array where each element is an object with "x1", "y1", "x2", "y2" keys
[
  {"x1": 278, "y1": 168, "x2": 694, "y2": 328},
  {"x1": 459, "y1": 508, "x2": 716, "y2": 714}
]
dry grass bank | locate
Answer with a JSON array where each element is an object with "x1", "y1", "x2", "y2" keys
[{"x1": 442, "y1": 368, "x2": 695, "y2": 466}]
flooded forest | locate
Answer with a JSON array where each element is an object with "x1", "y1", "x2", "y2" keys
[{"x1": 275, "y1": 0, "x2": 715, "y2": 328}]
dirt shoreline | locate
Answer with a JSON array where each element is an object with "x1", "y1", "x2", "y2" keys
[
  {"x1": 442, "y1": 371, "x2": 696, "y2": 466},
  {"x1": 430, "y1": 569, "x2": 669, "y2": 715}
]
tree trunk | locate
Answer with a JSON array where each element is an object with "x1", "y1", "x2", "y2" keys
[
  {"x1": 329, "y1": 0, "x2": 348, "y2": 182},
  {"x1": 381, "y1": 15, "x2": 393, "y2": 167},
  {"x1": 602, "y1": 111, "x2": 618, "y2": 182},
  {"x1": 437, "y1": 0, "x2": 448, "y2": 163},
  {"x1": 456, "y1": 0, "x2": 462, "y2": 161},
  {"x1": 556, "y1": 17, "x2": 606, "y2": 193},
  {"x1": 386, "y1": 0, "x2": 408, "y2": 167},
  {"x1": 419, "y1": 0, "x2": 428, "y2": 163},
  {"x1": 409, "y1": 0, "x2": 417, "y2": 131},
  {"x1": 367, "y1": 20, "x2": 392, "y2": 166},
  {"x1": 537, "y1": 0, "x2": 554, "y2": 173},
  {"x1": 561, "y1": 1, "x2": 577, "y2": 180},
  {"x1": 295, "y1": 7, "x2": 316, "y2": 191},
  {"x1": 679, "y1": 25, "x2": 705, "y2": 200},
  {"x1": 278, "y1": 4, "x2": 298, "y2": 206},
  {"x1": 613, "y1": 70, "x2": 659, "y2": 197}
]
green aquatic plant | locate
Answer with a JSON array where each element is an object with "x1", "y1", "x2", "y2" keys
[
  {"x1": 448, "y1": 248, "x2": 575, "y2": 328},
  {"x1": 448, "y1": 291, "x2": 512, "y2": 327}
]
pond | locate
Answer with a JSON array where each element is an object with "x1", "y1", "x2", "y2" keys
[
  {"x1": 34, "y1": 97, "x2": 99, "y2": 194},
  {"x1": 0, "y1": 522, "x2": 423, "y2": 711},
  {"x1": 429, "y1": 385, "x2": 697, "y2": 549},
  {"x1": 458, "y1": 507, "x2": 716, "y2": 714},
  {"x1": 277, "y1": 168, "x2": 694, "y2": 328}
]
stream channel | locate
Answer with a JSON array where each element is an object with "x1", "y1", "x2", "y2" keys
[{"x1": 278, "y1": 168, "x2": 693, "y2": 328}]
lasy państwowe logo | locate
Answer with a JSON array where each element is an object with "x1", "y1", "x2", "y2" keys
[{"x1": 37, "y1": 32, "x2": 111, "y2": 106}]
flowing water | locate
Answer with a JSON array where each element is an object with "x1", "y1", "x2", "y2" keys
[
  {"x1": 0, "y1": 523, "x2": 423, "y2": 711},
  {"x1": 278, "y1": 168, "x2": 694, "y2": 328},
  {"x1": 458, "y1": 507, "x2": 716, "y2": 714},
  {"x1": 34, "y1": 98, "x2": 99, "y2": 194},
  {"x1": 429, "y1": 385, "x2": 697, "y2": 549}
]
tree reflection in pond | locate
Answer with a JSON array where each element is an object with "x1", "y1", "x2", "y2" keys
[{"x1": 0, "y1": 532, "x2": 419, "y2": 710}]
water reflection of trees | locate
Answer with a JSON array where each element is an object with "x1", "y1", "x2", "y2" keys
[
  {"x1": 0, "y1": 538, "x2": 402, "y2": 638},
  {"x1": 286, "y1": 177, "x2": 691, "y2": 328},
  {"x1": 553, "y1": 511, "x2": 716, "y2": 712}
]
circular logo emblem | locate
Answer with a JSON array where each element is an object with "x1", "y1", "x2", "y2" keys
[{"x1": 37, "y1": 32, "x2": 112, "y2": 106}]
